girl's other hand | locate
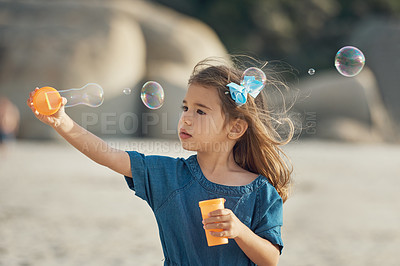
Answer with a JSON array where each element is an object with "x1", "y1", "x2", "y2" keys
[
  {"x1": 202, "y1": 208, "x2": 246, "y2": 239},
  {"x1": 26, "y1": 87, "x2": 68, "y2": 128}
]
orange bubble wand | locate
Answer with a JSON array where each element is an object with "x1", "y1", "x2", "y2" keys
[{"x1": 32, "y1": 83, "x2": 104, "y2": 116}]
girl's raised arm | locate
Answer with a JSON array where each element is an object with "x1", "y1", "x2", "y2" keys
[{"x1": 27, "y1": 88, "x2": 131, "y2": 177}]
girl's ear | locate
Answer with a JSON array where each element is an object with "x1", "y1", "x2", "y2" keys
[{"x1": 228, "y1": 119, "x2": 248, "y2": 140}]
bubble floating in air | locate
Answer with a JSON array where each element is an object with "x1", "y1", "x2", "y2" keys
[
  {"x1": 240, "y1": 67, "x2": 266, "y2": 92},
  {"x1": 123, "y1": 88, "x2": 132, "y2": 95},
  {"x1": 141, "y1": 81, "x2": 164, "y2": 109},
  {"x1": 308, "y1": 68, "x2": 315, "y2": 75},
  {"x1": 334, "y1": 46, "x2": 365, "y2": 77}
]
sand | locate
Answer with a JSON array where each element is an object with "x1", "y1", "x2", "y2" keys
[{"x1": 0, "y1": 139, "x2": 399, "y2": 266}]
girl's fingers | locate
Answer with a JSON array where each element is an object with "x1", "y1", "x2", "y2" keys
[
  {"x1": 27, "y1": 99, "x2": 35, "y2": 112},
  {"x1": 28, "y1": 89, "x2": 39, "y2": 110},
  {"x1": 209, "y1": 209, "x2": 231, "y2": 217},
  {"x1": 27, "y1": 98, "x2": 35, "y2": 110},
  {"x1": 204, "y1": 222, "x2": 229, "y2": 230},
  {"x1": 209, "y1": 230, "x2": 228, "y2": 238},
  {"x1": 203, "y1": 215, "x2": 230, "y2": 224},
  {"x1": 28, "y1": 90, "x2": 36, "y2": 106},
  {"x1": 61, "y1": 97, "x2": 67, "y2": 106}
]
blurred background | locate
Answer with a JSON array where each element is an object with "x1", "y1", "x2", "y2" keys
[{"x1": 0, "y1": 0, "x2": 399, "y2": 265}]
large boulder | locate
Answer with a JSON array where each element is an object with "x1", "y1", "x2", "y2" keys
[
  {"x1": 294, "y1": 67, "x2": 397, "y2": 142},
  {"x1": 292, "y1": 18, "x2": 400, "y2": 143},
  {"x1": 349, "y1": 19, "x2": 400, "y2": 132},
  {"x1": 0, "y1": 0, "x2": 227, "y2": 139},
  {"x1": 0, "y1": 1, "x2": 146, "y2": 139},
  {"x1": 113, "y1": 0, "x2": 228, "y2": 139}
]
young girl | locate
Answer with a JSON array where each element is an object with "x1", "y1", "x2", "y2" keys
[{"x1": 27, "y1": 58, "x2": 293, "y2": 266}]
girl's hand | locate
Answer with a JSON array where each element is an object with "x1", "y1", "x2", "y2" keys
[
  {"x1": 26, "y1": 87, "x2": 68, "y2": 128},
  {"x1": 202, "y1": 208, "x2": 246, "y2": 239}
]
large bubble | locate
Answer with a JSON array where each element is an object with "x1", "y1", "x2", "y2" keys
[
  {"x1": 334, "y1": 46, "x2": 365, "y2": 77},
  {"x1": 141, "y1": 81, "x2": 165, "y2": 109},
  {"x1": 240, "y1": 67, "x2": 266, "y2": 91}
]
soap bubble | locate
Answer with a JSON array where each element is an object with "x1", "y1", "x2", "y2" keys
[
  {"x1": 240, "y1": 67, "x2": 266, "y2": 91},
  {"x1": 308, "y1": 68, "x2": 315, "y2": 75},
  {"x1": 123, "y1": 88, "x2": 131, "y2": 95},
  {"x1": 141, "y1": 81, "x2": 164, "y2": 109},
  {"x1": 335, "y1": 46, "x2": 365, "y2": 77},
  {"x1": 49, "y1": 83, "x2": 104, "y2": 108}
]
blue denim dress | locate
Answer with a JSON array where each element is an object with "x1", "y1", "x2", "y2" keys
[{"x1": 124, "y1": 151, "x2": 283, "y2": 265}]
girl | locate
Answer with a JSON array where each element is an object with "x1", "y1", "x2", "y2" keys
[{"x1": 27, "y1": 58, "x2": 294, "y2": 266}]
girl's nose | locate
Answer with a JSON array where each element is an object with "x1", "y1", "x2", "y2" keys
[
  {"x1": 182, "y1": 112, "x2": 193, "y2": 126},
  {"x1": 184, "y1": 117, "x2": 192, "y2": 126}
]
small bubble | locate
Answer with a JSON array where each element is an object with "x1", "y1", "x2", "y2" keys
[
  {"x1": 123, "y1": 88, "x2": 132, "y2": 95},
  {"x1": 308, "y1": 68, "x2": 315, "y2": 75}
]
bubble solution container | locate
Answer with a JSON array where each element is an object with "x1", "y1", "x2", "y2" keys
[
  {"x1": 32, "y1": 83, "x2": 104, "y2": 116},
  {"x1": 199, "y1": 198, "x2": 229, "y2": 246}
]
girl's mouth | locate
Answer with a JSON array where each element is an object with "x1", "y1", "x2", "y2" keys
[{"x1": 179, "y1": 130, "x2": 192, "y2": 139}]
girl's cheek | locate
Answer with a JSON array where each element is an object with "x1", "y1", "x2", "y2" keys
[{"x1": 177, "y1": 115, "x2": 185, "y2": 126}]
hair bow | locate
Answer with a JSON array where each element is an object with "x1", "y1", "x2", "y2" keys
[{"x1": 226, "y1": 76, "x2": 264, "y2": 105}]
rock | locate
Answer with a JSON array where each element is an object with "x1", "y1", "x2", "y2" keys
[
  {"x1": 316, "y1": 117, "x2": 383, "y2": 142},
  {"x1": 113, "y1": 0, "x2": 228, "y2": 139},
  {"x1": 294, "y1": 68, "x2": 397, "y2": 142},
  {"x1": 0, "y1": 0, "x2": 227, "y2": 139},
  {"x1": 349, "y1": 19, "x2": 400, "y2": 132},
  {"x1": 293, "y1": 18, "x2": 400, "y2": 143},
  {"x1": 0, "y1": 1, "x2": 146, "y2": 139}
]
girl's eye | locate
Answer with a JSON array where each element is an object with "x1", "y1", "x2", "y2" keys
[
  {"x1": 181, "y1": 105, "x2": 206, "y2": 115},
  {"x1": 197, "y1": 109, "x2": 206, "y2": 115}
]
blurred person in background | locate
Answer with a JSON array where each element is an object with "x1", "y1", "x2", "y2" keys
[{"x1": 0, "y1": 96, "x2": 20, "y2": 151}]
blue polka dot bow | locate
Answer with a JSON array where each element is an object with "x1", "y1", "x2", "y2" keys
[{"x1": 226, "y1": 76, "x2": 264, "y2": 106}]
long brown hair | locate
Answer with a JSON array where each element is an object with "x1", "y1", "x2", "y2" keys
[{"x1": 188, "y1": 57, "x2": 295, "y2": 203}]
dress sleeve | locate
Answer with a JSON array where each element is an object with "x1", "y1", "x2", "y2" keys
[
  {"x1": 253, "y1": 189, "x2": 284, "y2": 254},
  {"x1": 124, "y1": 151, "x2": 152, "y2": 205}
]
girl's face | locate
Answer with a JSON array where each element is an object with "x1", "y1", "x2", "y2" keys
[{"x1": 178, "y1": 83, "x2": 231, "y2": 152}]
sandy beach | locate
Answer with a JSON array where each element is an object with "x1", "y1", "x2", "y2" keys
[{"x1": 0, "y1": 139, "x2": 399, "y2": 266}]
